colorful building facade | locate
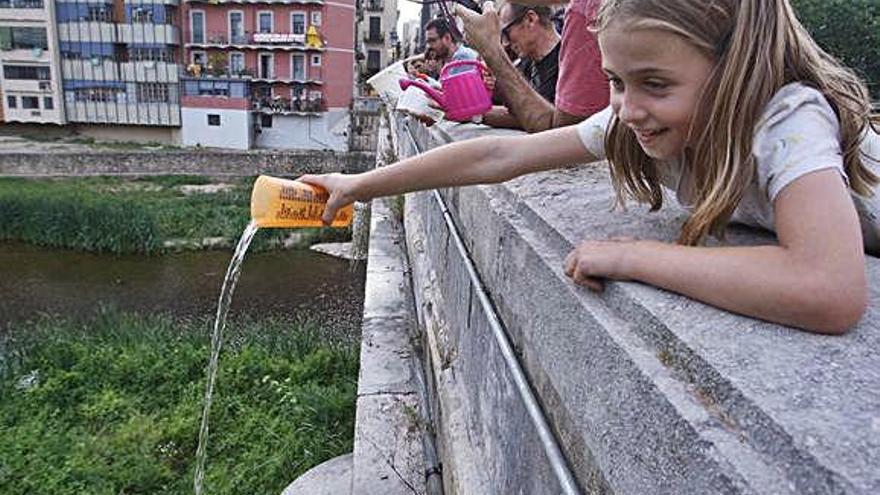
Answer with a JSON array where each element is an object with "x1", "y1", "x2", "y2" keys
[
  {"x1": 179, "y1": 0, "x2": 354, "y2": 150},
  {"x1": 55, "y1": 0, "x2": 182, "y2": 126},
  {"x1": 0, "y1": 0, "x2": 356, "y2": 150}
]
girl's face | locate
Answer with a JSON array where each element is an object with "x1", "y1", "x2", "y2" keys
[{"x1": 599, "y1": 23, "x2": 715, "y2": 160}]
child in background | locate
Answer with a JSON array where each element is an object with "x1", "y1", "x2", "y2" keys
[{"x1": 303, "y1": 0, "x2": 880, "y2": 335}]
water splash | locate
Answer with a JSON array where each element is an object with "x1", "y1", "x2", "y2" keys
[{"x1": 193, "y1": 220, "x2": 259, "y2": 495}]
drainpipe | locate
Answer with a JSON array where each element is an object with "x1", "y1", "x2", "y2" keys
[{"x1": 402, "y1": 119, "x2": 582, "y2": 495}]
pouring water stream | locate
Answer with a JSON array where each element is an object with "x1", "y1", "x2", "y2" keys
[{"x1": 193, "y1": 221, "x2": 259, "y2": 495}]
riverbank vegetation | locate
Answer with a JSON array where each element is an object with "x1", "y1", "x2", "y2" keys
[
  {"x1": 0, "y1": 176, "x2": 350, "y2": 254},
  {"x1": 0, "y1": 310, "x2": 358, "y2": 494}
]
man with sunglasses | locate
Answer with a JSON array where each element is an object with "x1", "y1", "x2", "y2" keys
[
  {"x1": 455, "y1": 0, "x2": 607, "y2": 132},
  {"x1": 484, "y1": 3, "x2": 561, "y2": 128}
]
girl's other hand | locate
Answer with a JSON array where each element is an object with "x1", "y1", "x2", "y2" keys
[
  {"x1": 563, "y1": 238, "x2": 642, "y2": 291},
  {"x1": 298, "y1": 173, "x2": 359, "y2": 225}
]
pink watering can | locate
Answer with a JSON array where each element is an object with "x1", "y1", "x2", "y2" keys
[{"x1": 399, "y1": 60, "x2": 492, "y2": 122}]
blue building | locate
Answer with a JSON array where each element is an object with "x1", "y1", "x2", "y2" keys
[{"x1": 54, "y1": 0, "x2": 181, "y2": 126}]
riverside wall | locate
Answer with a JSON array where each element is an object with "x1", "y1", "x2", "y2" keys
[
  {"x1": 391, "y1": 115, "x2": 880, "y2": 494},
  {"x1": 0, "y1": 149, "x2": 374, "y2": 177}
]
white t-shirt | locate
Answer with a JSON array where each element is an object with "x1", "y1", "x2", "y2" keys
[{"x1": 575, "y1": 83, "x2": 880, "y2": 252}]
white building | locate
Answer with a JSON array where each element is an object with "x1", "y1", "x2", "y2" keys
[{"x1": 0, "y1": 0, "x2": 65, "y2": 124}]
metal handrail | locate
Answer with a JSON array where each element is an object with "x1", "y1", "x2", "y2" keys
[{"x1": 402, "y1": 119, "x2": 582, "y2": 495}]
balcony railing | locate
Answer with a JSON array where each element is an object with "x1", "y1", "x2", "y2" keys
[
  {"x1": 195, "y1": 31, "x2": 308, "y2": 46},
  {"x1": 253, "y1": 95, "x2": 325, "y2": 114},
  {"x1": 364, "y1": 0, "x2": 382, "y2": 11},
  {"x1": 363, "y1": 31, "x2": 384, "y2": 43},
  {"x1": 185, "y1": 0, "x2": 323, "y2": 4},
  {"x1": 0, "y1": 0, "x2": 43, "y2": 8}
]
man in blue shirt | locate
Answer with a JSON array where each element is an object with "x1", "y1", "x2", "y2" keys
[{"x1": 424, "y1": 17, "x2": 479, "y2": 70}]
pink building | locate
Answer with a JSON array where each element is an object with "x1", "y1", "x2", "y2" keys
[{"x1": 179, "y1": 0, "x2": 355, "y2": 150}]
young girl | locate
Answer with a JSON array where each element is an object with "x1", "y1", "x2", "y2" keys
[{"x1": 302, "y1": 0, "x2": 880, "y2": 335}]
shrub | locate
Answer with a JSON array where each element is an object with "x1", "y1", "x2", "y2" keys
[
  {"x1": 0, "y1": 310, "x2": 358, "y2": 495},
  {"x1": 0, "y1": 188, "x2": 160, "y2": 254},
  {"x1": 792, "y1": 0, "x2": 880, "y2": 98}
]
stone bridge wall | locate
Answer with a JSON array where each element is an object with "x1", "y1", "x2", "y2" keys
[
  {"x1": 392, "y1": 116, "x2": 880, "y2": 494},
  {"x1": 0, "y1": 150, "x2": 374, "y2": 177}
]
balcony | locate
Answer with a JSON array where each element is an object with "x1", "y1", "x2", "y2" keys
[
  {"x1": 57, "y1": 22, "x2": 117, "y2": 43},
  {"x1": 363, "y1": 0, "x2": 382, "y2": 11},
  {"x1": 120, "y1": 61, "x2": 179, "y2": 82},
  {"x1": 252, "y1": 94, "x2": 325, "y2": 115},
  {"x1": 62, "y1": 59, "x2": 119, "y2": 81},
  {"x1": 0, "y1": 0, "x2": 43, "y2": 7},
  {"x1": 189, "y1": 31, "x2": 318, "y2": 51},
  {"x1": 117, "y1": 23, "x2": 179, "y2": 44},
  {"x1": 0, "y1": 0, "x2": 46, "y2": 17},
  {"x1": 184, "y1": 0, "x2": 322, "y2": 4},
  {"x1": 66, "y1": 100, "x2": 180, "y2": 126},
  {"x1": 363, "y1": 31, "x2": 384, "y2": 43},
  {"x1": 61, "y1": 59, "x2": 180, "y2": 83}
]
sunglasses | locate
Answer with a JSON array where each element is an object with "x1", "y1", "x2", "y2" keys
[{"x1": 501, "y1": 9, "x2": 530, "y2": 44}]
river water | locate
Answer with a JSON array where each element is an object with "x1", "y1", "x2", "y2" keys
[{"x1": 0, "y1": 241, "x2": 366, "y2": 334}]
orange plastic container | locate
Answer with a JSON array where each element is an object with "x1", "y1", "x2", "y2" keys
[{"x1": 250, "y1": 175, "x2": 353, "y2": 228}]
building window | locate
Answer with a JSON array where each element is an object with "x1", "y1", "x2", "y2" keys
[
  {"x1": 229, "y1": 11, "x2": 245, "y2": 44},
  {"x1": 3, "y1": 65, "x2": 51, "y2": 80},
  {"x1": 192, "y1": 51, "x2": 206, "y2": 66},
  {"x1": 260, "y1": 114, "x2": 273, "y2": 128},
  {"x1": 311, "y1": 54, "x2": 321, "y2": 67},
  {"x1": 258, "y1": 53, "x2": 273, "y2": 79},
  {"x1": 131, "y1": 6, "x2": 154, "y2": 23},
  {"x1": 292, "y1": 54, "x2": 306, "y2": 80},
  {"x1": 367, "y1": 50, "x2": 380, "y2": 71},
  {"x1": 6, "y1": 95, "x2": 16, "y2": 108},
  {"x1": 43, "y1": 96, "x2": 53, "y2": 109},
  {"x1": 137, "y1": 83, "x2": 169, "y2": 103},
  {"x1": 310, "y1": 11, "x2": 322, "y2": 26},
  {"x1": 258, "y1": 12, "x2": 273, "y2": 34},
  {"x1": 87, "y1": 5, "x2": 112, "y2": 22},
  {"x1": 229, "y1": 52, "x2": 245, "y2": 74},
  {"x1": 0, "y1": 26, "x2": 48, "y2": 51},
  {"x1": 191, "y1": 11, "x2": 205, "y2": 44},
  {"x1": 184, "y1": 80, "x2": 231, "y2": 97},
  {"x1": 368, "y1": 17, "x2": 381, "y2": 41},
  {"x1": 291, "y1": 12, "x2": 306, "y2": 35},
  {"x1": 21, "y1": 96, "x2": 39, "y2": 109},
  {"x1": 129, "y1": 46, "x2": 176, "y2": 63},
  {"x1": 73, "y1": 87, "x2": 125, "y2": 103},
  {"x1": 208, "y1": 114, "x2": 221, "y2": 126}
]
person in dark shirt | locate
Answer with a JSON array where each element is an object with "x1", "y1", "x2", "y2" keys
[{"x1": 483, "y1": 3, "x2": 561, "y2": 129}]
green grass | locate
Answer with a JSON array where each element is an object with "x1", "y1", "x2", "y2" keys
[
  {"x1": 0, "y1": 309, "x2": 359, "y2": 494},
  {"x1": 0, "y1": 177, "x2": 351, "y2": 254}
]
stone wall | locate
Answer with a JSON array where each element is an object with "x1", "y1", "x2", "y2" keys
[
  {"x1": 0, "y1": 149, "x2": 374, "y2": 177},
  {"x1": 394, "y1": 116, "x2": 880, "y2": 494}
]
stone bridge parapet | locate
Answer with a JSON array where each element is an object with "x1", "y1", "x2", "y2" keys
[
  {"x1": 0, "y1": 149, "x2": 374, "y2": 177},
  {"x1": 393, "y1": 115, "x2": 880, "y2": 494}
]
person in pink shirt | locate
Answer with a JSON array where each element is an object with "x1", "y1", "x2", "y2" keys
[{"x1": 456, "y1": 0, "x2": 608, "y2": 132}]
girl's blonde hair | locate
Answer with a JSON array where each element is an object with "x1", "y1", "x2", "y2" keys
[{"x1": 595, "y1": 0, "x2": 878, "y2": 245}]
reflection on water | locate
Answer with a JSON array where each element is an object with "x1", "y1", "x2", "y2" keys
[{"x1": 0, "y1": 242, "x2": 366, "y2": 334}]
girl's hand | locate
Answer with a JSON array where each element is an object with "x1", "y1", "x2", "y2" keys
[
  {"x1": 482, "y1": 69, "x2": 496, "y2": 93},
  {"x1": 298, "y1": 173, "x2": 359, "y2": 225},
  {"x1": 563, "y1": 238, "x2": 644, "y2": 291}
]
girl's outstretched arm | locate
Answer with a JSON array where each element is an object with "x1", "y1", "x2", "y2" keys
[
  {"x1": 565, "y1": 169, "x2": 868, "y2": 335},
  {"x1": 301, "y1": 125, "x2": 596, "y2": 224}
]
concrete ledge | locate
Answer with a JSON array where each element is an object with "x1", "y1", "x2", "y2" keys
[
  {"x1": 399, "y1": 117, "x2": 880, "y2": 494},
  {"x1": 281, "y1": 453, "x2": 353, "y2": 495},
  {"x1": 351, "y1": 196, "x2": 427, "y2": 495},
  {"x1": 0, "y1": 150, "x2": 373, "y2": 177}
]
